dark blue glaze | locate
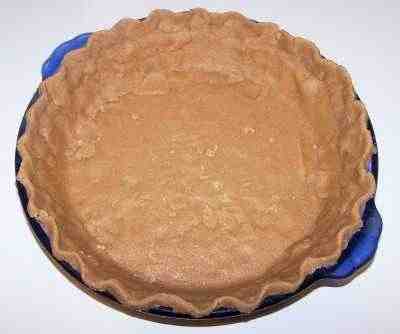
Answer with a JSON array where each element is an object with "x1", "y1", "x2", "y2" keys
[{"x1": 16, "y1": 32, "x2": 382, "y2": 321}]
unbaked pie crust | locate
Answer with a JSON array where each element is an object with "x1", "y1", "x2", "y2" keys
[{"x1": 17, "y1": 9, "x2": 375, "y2": 317}]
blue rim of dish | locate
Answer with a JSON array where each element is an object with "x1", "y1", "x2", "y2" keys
[{"x1": 15, "y1": 32, "x2": 383, "y2": 325}]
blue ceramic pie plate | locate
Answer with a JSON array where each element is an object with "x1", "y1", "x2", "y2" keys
[{"x1": 15, "y1": 32, "x2": 382, "y2": 326}]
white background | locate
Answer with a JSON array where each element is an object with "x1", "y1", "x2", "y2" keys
[{"x1": 1, "y1": 1, "x2": 398, "y2": 332}]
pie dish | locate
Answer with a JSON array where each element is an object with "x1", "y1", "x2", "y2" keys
[{"x1": 17, "y1": 9, "x2": 375, "y2": 317}]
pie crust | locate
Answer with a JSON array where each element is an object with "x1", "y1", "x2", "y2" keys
[{"x1": 17, "y1": 9, "x2": 375, "y2": 317}]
